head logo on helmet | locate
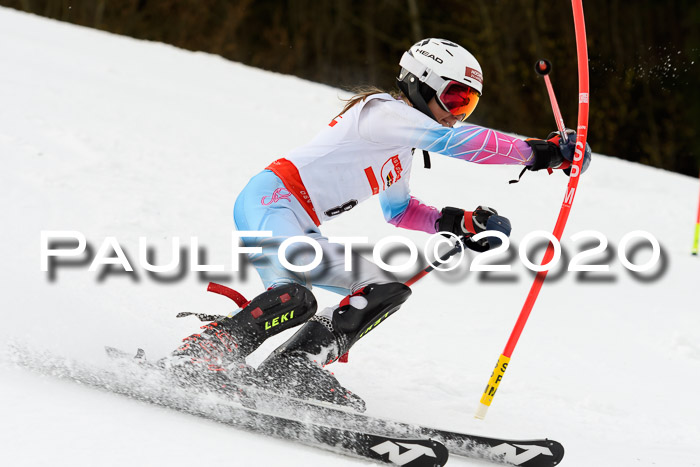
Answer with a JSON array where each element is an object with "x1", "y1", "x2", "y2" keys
[
  {"x1": 397, "y1": 38, "x2": 483, "y2": 122},
  {"x1": 416, "y1": 49, "x2": 444, "y2": 64}
]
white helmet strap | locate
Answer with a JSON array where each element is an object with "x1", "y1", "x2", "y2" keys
[{"x1": 399, "y1": 52, "x2": 446, "y2": 92}]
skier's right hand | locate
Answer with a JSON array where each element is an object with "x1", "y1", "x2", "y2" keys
[
  {"x1": 525, "y1": 129, "x2": 592, "y2": 174},
  {"x1": 547, "y1": 129, "x2": 592, "y2": 175},
  {"x1": 436, "y1": 206, "x2": 511, "y2": 251}
]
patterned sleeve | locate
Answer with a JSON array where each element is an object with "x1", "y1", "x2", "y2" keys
[{"x1": 359, "y1": 98, "x2": 534, "y2": 166}]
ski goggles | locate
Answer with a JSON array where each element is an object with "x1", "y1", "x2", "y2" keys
[{"x1": 436, "y1": 80, "x2": 480, "y2": 121}]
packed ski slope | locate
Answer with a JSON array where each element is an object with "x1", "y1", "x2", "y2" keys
[{"x1": 1, "y1": 7, "x2": 699, "y2": 466}]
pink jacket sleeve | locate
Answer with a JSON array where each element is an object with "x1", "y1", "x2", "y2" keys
[{"x1": 386, "y1": 196, "x2": 440, "y2": 234}]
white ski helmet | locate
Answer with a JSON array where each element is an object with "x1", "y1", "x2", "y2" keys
[{"x1": 397, "y1": 38, "x2": 483, "y2": 122}]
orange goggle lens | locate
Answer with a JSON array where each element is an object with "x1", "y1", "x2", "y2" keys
[{"x1": 438, "y1": 81, "x2": 480, "y2": 121}]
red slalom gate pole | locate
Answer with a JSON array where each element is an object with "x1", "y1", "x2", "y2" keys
[{"x1": 475, "y1": 0, "x2": 589, "y2": 420}]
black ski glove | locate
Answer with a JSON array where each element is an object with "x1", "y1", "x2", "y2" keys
[
  {"x1": 525, "y1": 129, "x2": 592, "y2": 174},
  {"x1": 547, "y1": 129, "x2": 592, "y2": 175},
  {"x1": 436, "y1": 206, "x2": 512, "y2": 252},
  {"x1": 524, "y1": 137, "x2": 566, "y2": 171}
]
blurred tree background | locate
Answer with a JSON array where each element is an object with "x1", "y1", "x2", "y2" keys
[{"x1": 2, "y1": 0, "x2": 698, "y2": 176}]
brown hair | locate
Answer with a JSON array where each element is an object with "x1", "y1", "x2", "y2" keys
[{"x1": 335, "y1": 86, "x2": 403, "y2": 118}]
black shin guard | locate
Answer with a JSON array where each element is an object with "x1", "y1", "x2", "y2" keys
[
  {"x1": 218, "y1": 283, "x2": 318, "y2": 358},
  {"x1": 173, "y1": 283, "x2": 317, "y2": 369},
  {"x1": 260, "y1": 282, "x2": 412, "y2": 367}
]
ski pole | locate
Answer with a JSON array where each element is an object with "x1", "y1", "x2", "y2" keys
[
  {"x1": 535, "y1": 59, "x2": 567, "y2": 142},
  {"x1": 475, "y1": 0, "x2": 589, "y2": 420},
  {"x1": 404, "y1": 235, "x2": 470, "y2": 287},
  {"x1": 693, "y1": 170, "x2": 700, "y2": 255}
]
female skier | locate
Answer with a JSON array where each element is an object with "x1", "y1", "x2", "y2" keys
[{"x1": 172, "y1": 38, "x2": 591, "y2": 409}]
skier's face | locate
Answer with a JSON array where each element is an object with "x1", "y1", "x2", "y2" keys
[{"x1": 428, "y1": 97, "x2": 459, "y2": 128}]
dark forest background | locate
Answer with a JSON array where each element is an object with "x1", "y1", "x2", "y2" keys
[{"x1": 2, "y1": 0, "x2": 698, "y2": 176}]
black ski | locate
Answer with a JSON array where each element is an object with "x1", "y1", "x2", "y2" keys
[
  {"x1": 200, "y1": 403, "x2": 450, "y2": 467},
  {"x1": 12, "y1": 344, "x2": 563, "y2": 467},
  {"x1": 103, "y1": 346, "x2": 564, "y2": 467},
  {"x1": 252, "y1": 387, "x2": 563, "y2": 466},
  {"x1": 220, "y1": 377, "x2": 564, "y2": 467},
  {"x1": 11, "y1": 345, "x2": 447, "y2": 467}
]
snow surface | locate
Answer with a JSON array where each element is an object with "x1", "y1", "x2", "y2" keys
[{"x1": 1, "y1": 7, "x2": 699, "y2": 466}]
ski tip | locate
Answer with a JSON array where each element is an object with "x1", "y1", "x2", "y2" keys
[
  {"x1": 432, "y1": 440, "x2": 450, "y2": 467},
  {"x1": 546, "y1": 438, "x2": 566, "y2": 466}
]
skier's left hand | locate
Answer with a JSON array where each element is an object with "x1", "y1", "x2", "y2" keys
[{"x1": 436, "y1": 206, "x2": 512, "y2": 252}]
